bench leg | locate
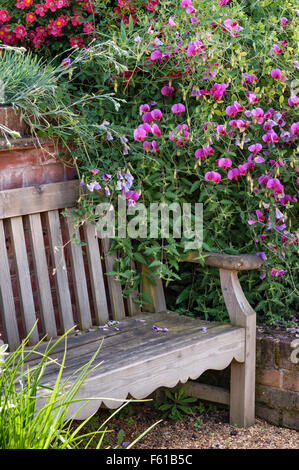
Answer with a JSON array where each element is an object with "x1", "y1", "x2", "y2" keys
[
  {"x1": 230, "y1": 354, "x2": 255, "y2": 428},
  {"x1": 219, "y1": 269, "x2": 256, "y2": 428}
]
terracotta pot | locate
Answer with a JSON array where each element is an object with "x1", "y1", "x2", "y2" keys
[{"x1": 0, "y1": 106, "x2": 30, "y2": 137}]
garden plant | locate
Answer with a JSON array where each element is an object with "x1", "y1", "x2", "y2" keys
[{"x1": 0, "y1": 1, "x2": 298, "y2": 325}]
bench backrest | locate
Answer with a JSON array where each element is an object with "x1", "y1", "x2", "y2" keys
[{"x1": 0, "y1": 181, "x2": 166, "y2": 350}]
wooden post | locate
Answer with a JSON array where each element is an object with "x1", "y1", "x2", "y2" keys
[{"x1": 219, "y1": 269, "x2": 256, "y2": 428}]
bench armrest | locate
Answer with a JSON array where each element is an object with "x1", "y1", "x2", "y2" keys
[{"x1": 183, "y1": 251, "x2": 262, "y2": 271}]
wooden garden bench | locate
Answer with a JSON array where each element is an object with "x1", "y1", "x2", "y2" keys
[{"x1": 0, "y1": 180, "x2": 262, "y2": 427}]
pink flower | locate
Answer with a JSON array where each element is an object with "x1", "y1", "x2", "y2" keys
[
  {"x1": 216, "y1": 124, "x2": 227, "y2": 135},
  {"x1": 218, "y1": 0, "x2": 230, "y2": 5},
  {"x1": 270, "y1": 268, "x2": 287, "y2": 277},
  {"x1": 210, "y1": 82, "x2": 228, "y2": 101},
  {"x1": 13, "y1": 25, "x2": 27, "y2": 38},
  {"x1": 238, "y1": 163, "x2": 249, "y2": 175},
  {"x1": 272, "y1": 44, "x2": 283, "y2": 54},
  {"x1": 181, "y1": 0, "x2": 192, "y2": 7},
  {"x1": 151, "y1": 109, "x2": 163, "y2": 120},
  {"x1": 248, "y1": 143, "x2": 262, "y2": 154},
  {"x1": 288, "y1": 95, "x2": 299, "y2": 107},
  {"x1": 267, "y1": 178, "x2": 284, "y2": 194},
  {"x1": 142, "y1": 112, "x2": 154, "y2": 124},
  {"x1": 134, "y1": 127, "x2": 147, "y2": 141},
  {"x1": 226, "y1": 105, "x2": 238, "y2": 117},
  {"x1": 216, "y1": 158, "x2": 232, "y2": 170},
  {"x1": 254, "y1": 156, "x2": 265, "y2": 163},
  {"x1": 194, "y1": 145, "x2": 214, "y2": 160},
  {"x1": 204, "y1": 171, "x2": 222, "y2": 183},
  {"x1": 262, "y1": 131, "x2": 280, "y2": 143},
  {"x1": 242, "y1": 73, "x2": 258, "y2": 84},
  {"x1": 251, "y1": 108, "x2": 264, "y2": 124},
  {"x1": 290, "y1": 122, "x2": 299, "y2": 136},
  {"x1": 168, "y1": 17, "x2": 176, "y2": 27},
  {"x1": 150, "y1": 50, "x2": 162, "y2": 61},
  {"x1": 126, "y1": 190, "x2": 139, "y2": 207},
  {"x1": 161, "y1": 85, "x2": 174, "y2": 97},
  {"x1": 280, "y1": 17, "x2": 289, "y2": 26},
  {"x1": 151, "y1": 123, "x2": 162, "y2": 136},
  {"x1": 227, "y1": 168, "x2": 240, "y2": 181},
  {"x1": 246, "y1": 91, "x2": 259, "y2": 104},
  {"x1": 171, "y1": 103, "x2": 186, "y2": 116},
  {"x1": 256, "y1": 210, "x2": 265, "y2": 222},
  {"x1": 271, "y1": 68, "x2": 282, "y2": 79},
  {"x1": 0, "y1": 10, "x2": 11, "y2": 22},
  {"x1": 143, "y1": 140, "x2": 160, "y2": 152},
  {"x1": 140, "y1": 104, "x2": 150, "y2": 114}
]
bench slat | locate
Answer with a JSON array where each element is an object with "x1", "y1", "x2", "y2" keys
[
  {"x1": 0, "y1": 220, "x2": 20, "y2": 349},
  {"x1": 83, "y1": 222, "x2": 109, "y2": 325},
  {"x1": 46, "y1": 210, "x2": 74, "y2": 333},
  {"x1": 0, "y1": 180, "x2": 79, "y2": 219},
  {"x1": 127, "y1": 261, "x2": 140, "y2": 316},
  {"x1": 9, "y1": 216, "x2": 39, "y2": 344},
  {"x1": 101, "y1": 237, "x2": 125, "y2": 321},
  {"x1": 65, "y1": 214, "x2": 92, "y2": 330},
  {"x1": 28, "y1": 213, "x2": 57, "y2": 339}
]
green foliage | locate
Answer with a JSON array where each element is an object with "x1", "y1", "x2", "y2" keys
[{"x1": 154, "y1": 386, "x2": 198, "y2": 421}]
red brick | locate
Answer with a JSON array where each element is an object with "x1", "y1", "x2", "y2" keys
[
  {"x1": 256, "y1": 368, "x2": 282, "y2": 388},
  {"x1": 2, "y1": 170, "x2": 24, "y2": 190},
  {"x1": 0, "y1": 145, "x2": 57, "y2": 172},
  {"x1": 44, "y1": 164, "x2": 65, "y2": 183},
  {"x1": 24, "y1": 167, "x2": 45, "y2": 187},
  {"x1": 65, "y1": 166, "x2": 78, "y2": 180},
  {"x1": 282, "y1": 370, "x2": 299, "y2": 392}
]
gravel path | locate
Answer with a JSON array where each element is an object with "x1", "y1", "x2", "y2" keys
[{"x1": 78, "y1": 402, "x2": 299, "y2": 449}]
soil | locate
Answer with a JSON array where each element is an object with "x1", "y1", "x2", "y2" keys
[{"x1": 74, "y1": 401, "x2": 299, "y2": 450}]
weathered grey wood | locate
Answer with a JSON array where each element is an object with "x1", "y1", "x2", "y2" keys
[
  {"x1": 183, "y1": 381, "x2": 230, "y2": 405},
  {"x1": 127, "y1": 261, "x2": 140, "y2": 316},
  {"x1": 219, "y1": 268, "x2": 256, "y2": 428},
  {"x1": 28, "y1": 213, "x2": 57, "y2": 339},
  {"x1": 36, "y1": 320, "x2": 244, "y2": 419},
  {"x1": 0, "y1": 180, "x2": 79, "y2": 220},
  {"x1": 65, "y1": 213, "x2": 92, "y2": 330},
  {"x1": 83, "y1": 222, "x2": 109, "y2": 325},
  {"x1": 9, "y1": 217, "x2": 39, "y2": 345},
  {"x1": 46, "y1": 210, "x2": 74, "y2": 333},
  {"x1": 100, "y1": 237, "x2": 125, "y2": 320},
  {"x1": 184, "y1": 251, "x2": 262, "y2": 271},
  {"x1": 141, "y1": 264, "x2": 167, "y2": 313},
  {"x1": 0, "y1": 220, "x2": 20, "y2": 350}
]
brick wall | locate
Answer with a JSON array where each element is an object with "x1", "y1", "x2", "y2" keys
[
  {"x1": 0, "y1": 137, "x2": 77, "y2": 189},
  {"x1": 197, "y1": 332, "x2": 299, "y2": 431},
  {"x1": 255, "y1": 332, "x2": 299, "y2": 430}
]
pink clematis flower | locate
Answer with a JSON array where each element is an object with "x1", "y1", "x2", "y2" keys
[{"x1": 204, "y1": 171, "x2": 222, "y2": 183}]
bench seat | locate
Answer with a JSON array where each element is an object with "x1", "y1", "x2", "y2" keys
[{"x1": 24, "y1": 311, "x2": 245, "y2": 420}]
